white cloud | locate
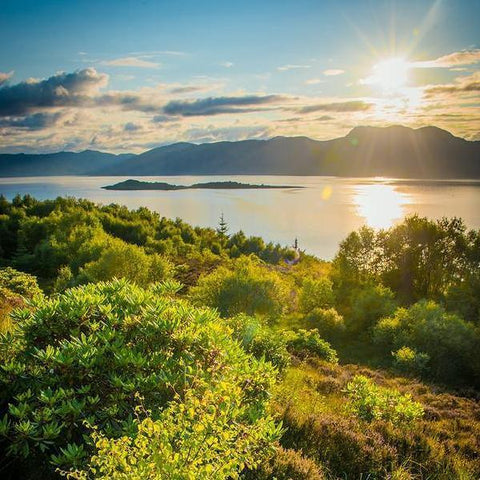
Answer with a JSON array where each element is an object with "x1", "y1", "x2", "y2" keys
[
  {"x1": 220, "y1": 61, "x2": 234, "y2": 68},
  {"x1": 305, "y1": 78, "x2": 324, "y2": 85},
  {"x1": 104, "y1": 57, "x2": 160, "y2": 68},
  {"x1": 277, "y1": 64, "x2": 311, "y2": 71},
  {"x1": 323, "y1": 69, "x2": 344, "y2": 76},
  {"x1": 414, "y1": 49, "x2": 480, "y2": 68}
]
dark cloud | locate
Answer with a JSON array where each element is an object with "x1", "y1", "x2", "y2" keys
[
  {"x1": 168, "y1": 85, "x2": 210, "y2": 94},
  {"x1": 0, "y1": 112, "x2": 63, "y2": 130},
  {"x1": 0, "y1": 68, "x2": 108, "y2": 116},
  {"x1": 124, "y1": 122, "x2": 142, "y2": 132},
  {"x1": 163, "y1": 95, "x2": 285, "y2": 116},
  {"x1": 297, "y1": 101, "x2": 372, "y2": 114}
]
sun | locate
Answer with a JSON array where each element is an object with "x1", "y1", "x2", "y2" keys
[{"x1": 367, "y1": 57, "x2": 410, "y2": 93}]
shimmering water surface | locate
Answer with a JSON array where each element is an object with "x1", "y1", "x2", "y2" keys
[{"x1": 1, "y1": 176, "x2": 479, "y2": 259}]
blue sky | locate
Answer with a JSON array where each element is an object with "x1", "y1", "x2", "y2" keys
[{"x1": 0, "y1": 0, "x2": 479, "y2": 153}]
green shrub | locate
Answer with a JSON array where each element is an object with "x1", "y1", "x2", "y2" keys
[
  {"x1": 0, "y1": 279, "x2": 278, "y2": 477},
  {"x1": 347, "y1": 284, "x2": 397, "y2": 335},
  {"x1": 345, "y1": 375, "x2": 424, "y2": 425},
  {"x1": 0, "y1": 267, "x2": 42, "y2": 332},
  {"x1": 67, "y1": 386, "x2": 281, "y2": 480},
  {"x1": 228, "y1": 315, "x2": 291, "y2": 371},
  {"x1": 298, "y1": 277, "x2": 334, "y2": 314},
  {"x1": 373, "y1": 300, "x2": 479, "y2": 385},
  {"x1": 304, "y1": 307, "x2": 345, "y2": 343},
  {"x1": 77, "y1": 238, "x2": 173, "y2": 287},
  {"x1": 0, "y1": 267, "x2": 42, "y2": 298},
  {"x1": 285, "y1": 329, "x2": 338, "y2": 364},
  {"x1": 392, "y1": 346, "x2": 430, "y2": 376},
  {"x1": 190, "y1": 256, "x2": 289, "y2": 319}
]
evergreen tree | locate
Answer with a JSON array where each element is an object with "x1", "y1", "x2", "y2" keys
[{"x1": 217, "y1": 212, "x2": 229, "y2": 237}]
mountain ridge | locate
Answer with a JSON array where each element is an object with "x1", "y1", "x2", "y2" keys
[{"x1": 1, "y1": 125, "x2": 479, "y2": 178}]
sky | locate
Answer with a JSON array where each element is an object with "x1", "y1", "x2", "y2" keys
[{"x1": 0, "y1": 0, "x2": 479, "y2": 153}]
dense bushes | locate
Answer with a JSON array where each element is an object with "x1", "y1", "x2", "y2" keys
[
  {"x1": 0, "y1": 267, "x2": 41, "y2": 332},
  {"x1": 190, "y1": 257, "x2": 290, "y2": 319},
  {"x1": 0, "y1": 195, "x2": 290, "y2": 290},
  {"x1": 0, "y1": 279, "x2": 279, "y2": 478},
  {"x1": 374, "y1": 300, "x2": 479, "y2": 385}
]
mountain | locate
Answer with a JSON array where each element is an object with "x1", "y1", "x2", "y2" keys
[
  {"x1": 0, "y1": 150, "x2": 133, "y2": 176},
  {"x1": 1, "y1": 126, "x2": 479, "y2": 178},
  {"x1": 94, "y1": 125, "x2": 480, "y2": 178}
]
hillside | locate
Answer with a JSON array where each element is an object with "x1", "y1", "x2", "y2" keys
[
  {"x1": 1, "y1": 126, "x2": 480, "y2": 178},
  {"x1": 0, "y1": 150, "x2": 133, "y2": 176}
]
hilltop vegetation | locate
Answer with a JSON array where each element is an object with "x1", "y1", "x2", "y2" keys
[{"x1": 0, "y1": 195, "x2": 479, "y2": 479}]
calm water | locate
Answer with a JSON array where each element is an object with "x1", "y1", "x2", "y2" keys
[{"x1": 1, "y1": 175, "x2": 479, "y2": 260}]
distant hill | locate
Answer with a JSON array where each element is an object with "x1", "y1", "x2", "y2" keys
[
  {"x1": 1, "y1": 126, "x2": 480, "y2": 178},
  {"x1": 0, "y1": 150, "x2": 133, "y2": 176}
]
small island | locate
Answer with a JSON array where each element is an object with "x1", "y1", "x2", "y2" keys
[{"x1": 102, "y1": 179, "x2": 302, "y2": 190}]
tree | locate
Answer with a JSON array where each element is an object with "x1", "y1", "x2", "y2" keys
[{"x1": 217, "y1": 212, "x2": 229, "y2": 237}]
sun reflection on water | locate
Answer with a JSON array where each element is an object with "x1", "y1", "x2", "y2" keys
[{"x1": 353, "y1": 183, "x2": 411, "y2": 229}]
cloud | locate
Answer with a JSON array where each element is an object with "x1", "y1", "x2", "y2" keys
[
  {"x1": 415, "y1": 49, "x2": 480, "y2": 68},
  {"x1": 104, "y1": 57, "x2": 160, "y2": 68},
  {"x1": 297, "y1": 100, "x2": 372, "y2": 114},
  {"x1": 0, "y1": 68, "x2": 108, "y2": 116},
  {"x1": 0, "y1": 71, "x2": 14, "y2": 86},
  {"x1": 163, "y1": 95, "x2": 286, "y2": 116},
  {"x1": 124, "y1": 122, "x2": 142, "y2": 132},
  {"x1": 0, "y1": 112, "x2": 63, "y2": 130},
  {"x1": 323, "y1": 69, "x2": 344, "y2": 76},
  {"x1": 168, "y1": 85, "x2": 215, "y2": 95},
  {"x1": 220, "y1": 62, "x2": 234, "y2": 68},
  {"x1": 305, "y1": 78, "x2": 324, "y2": 85},
  {"x1": 277, "y1": 64, "x2": 311, "y2": 71},
  {"x1": 424, "y1": 72, "x2": 480, "y2": 96}
]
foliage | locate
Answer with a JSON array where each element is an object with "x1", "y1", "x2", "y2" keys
[
  {"x1": 333, "y1": 215, "x2": 480, "y2": 304},
  {"x1": 298, "y1": 277, "x2": 334, "y2": 314},
  {"x1": 345, "y1": 375, "x2": 424, "y2": 425},
  {"x1": 0, "y1": 279, "x2": 278, "y2": 477},
  {"x1": 374, "y1": 300, "x2": 479, "y2": 385},
  {"x1": 304, "y1": 307, "x2": 345, "y2": 343},
  {"x1": 0, "y1": 267, "x2": 42, "y2": 332},
  {"x1": 67, "y1": 386, "x2": 281, "y2": 480},
  {"x1": 77, "y1": 237, "x2": 173, "y2": 287},
  {"x1": 190, "y1": 256, "x2": 290, "y2": 319},
  {"x1": 392, "y1": 346, "x2": 430, "y2": 376},
  {"x1": 228, "y1": 315, "x2": 291, "y2": 371},
  {"x1": 346, "y1": 284, "x2": 397, "y2": 335},
  {"x1": 284, "y1": 329, "x2": 338, "y2": 363}
]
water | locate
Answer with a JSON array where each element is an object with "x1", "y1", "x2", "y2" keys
[{"x1": 1, "y1": 175, "x2": 479, "y2": 260}]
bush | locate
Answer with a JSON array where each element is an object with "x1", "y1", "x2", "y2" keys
[
  {"x1": 0, "y1": 279, "x2": 278, "y2": 477},
  {"x1": 298, "y1": 277, "x2": 334, "y2": 314},
  {"x1": 68, "y1": 387, "x2": 281, "y2": 480},
  {"x1": 304, "y1": 307, "x2": 345, "y2": 343},
  {"x1": 190, "y1": 257, "x2": 289, "y2": 319},
  {"x1": 0, "y1": 267, "x2": 42, "y2": 332},
  {"x1": 347, "y1": 284, "x2": 397, "y2": 335},
  {"x1": 77, "y1": 238, "x2": 173, "y2": 287},
  {"x1": 373, "y1": 300, "x2": 479, "y2": 385},
  {"x1": 285, "y1": 329, "x2": 338, "y2": 364},
  {"x1": 392, "y1": 346, "x2": 430, "y2": 376},
  {"x1": 228, "y1": 315, "x2": 291, "y2": 371},
  {"x1": 345, "y1": 375, "x2": 424, "y2": 425}
]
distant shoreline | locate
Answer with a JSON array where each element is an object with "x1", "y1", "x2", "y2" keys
[{"x1": 102, "y1": 179, "x2": 303, "y2": 191}]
